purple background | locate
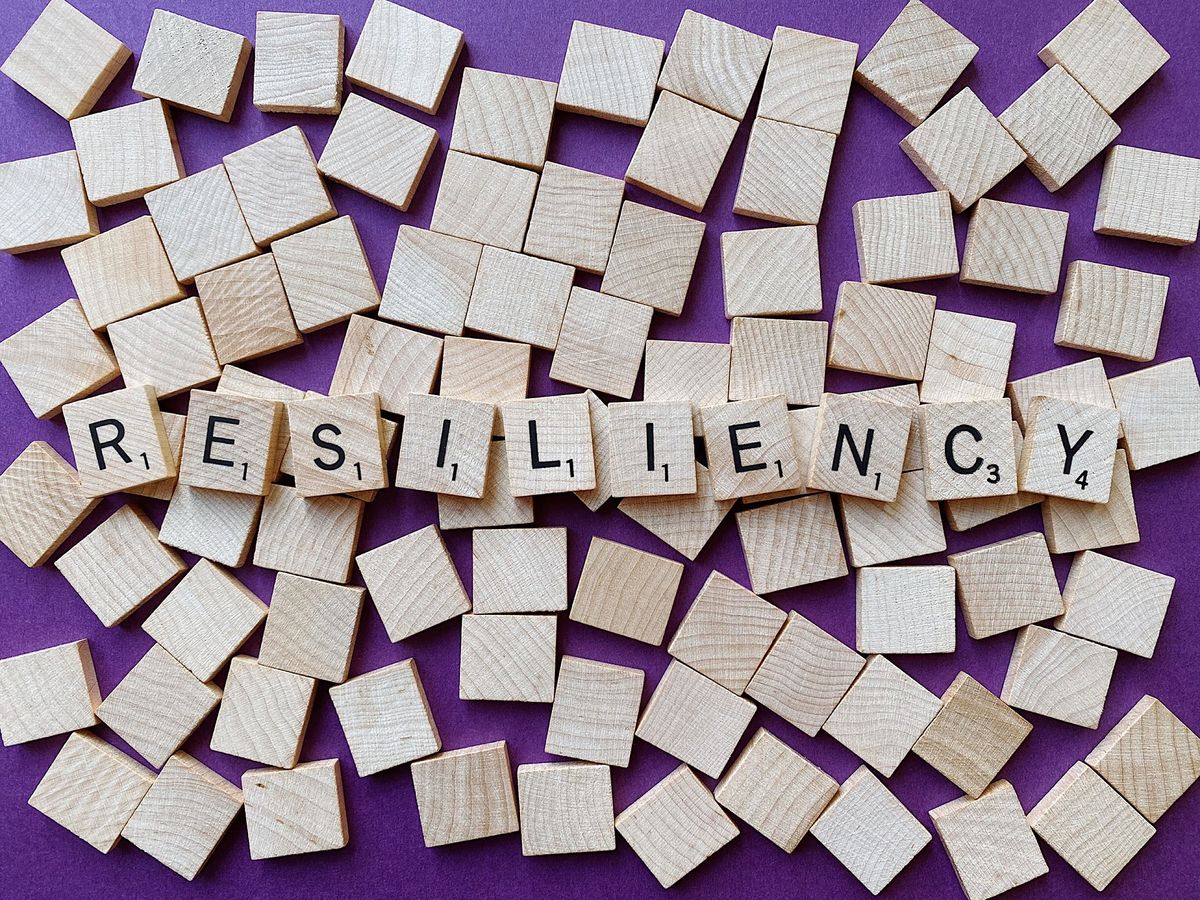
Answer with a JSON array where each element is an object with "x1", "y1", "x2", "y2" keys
[{"x1": 1, "y1": 0, "x2": 1198, "y2": 896}]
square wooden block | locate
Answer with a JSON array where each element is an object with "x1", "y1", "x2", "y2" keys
[
  {"x1": 856, "y1": 566, "x2": 955, "y2": 655},
  {"x1": 947, "y1": 532, "x2": 1062, "y2": 640},
  {"x1": 133, "y1": 9, "x2": 249, "y2": 120},
  {"x1": 759, "y1": 26, "x2": 857, "y2": 134},
  {"x1": 518, "y1": 762, "x2": 614, "y2": 856},
  {"x1": 328, "y1": 658, "x2": 440, "y2": 776},
  {"x1": 701, "y1": 396, "x2": 804, "y2": 500},
  {"x1": 616, "y1": 765, "x2": 739, "y2": 889},
  {"x1": 657, "y1": 9, "x2": 771, "y2": 120},
  {"x1": 1018, "y1": 396, "x2": 1119, "y2": 502},
  {"x1": 733, "y1": 117, "x2": 836, "y2": 224},
  {"x1": 626, "y1": 90, "x2": 738, "y2": 213},
  {"x1": 1109, "y1": 357, "x2": 1200, "y2": 469},
  {"x1": 466, "y1": 246, "x2": 574, "y2": 350},
  {"x1": 224, "y1": 126, "x2": 335, "y2": 244},
  {"x1": 63, "y1": 385, "x2": 174, "y2": 496},
  {"x1": 273, "y1": 216, "x2": 380, "y2": 333},
  {"x1": 394, "y1": 393, "x2": 492, "y2": 497},
  {"x1": 439, "y1": 441, "x2": 534, "y2": 530},
  {"x1": 1001, "y1": 625, "x2": 1118, "y2": 728},
  {"x1": 440, "y1": 336, "x2": 528, "y2": 422},
  {"x1": 55, "y1": 504, "x2": 184, "y2": 627},
  {"x1": 841, "y1": 467, "x2": 946, "y2": 567},
  {"x1": 1055, "y1": 260, "x2": 1168, "y2": 361},
  {"x1": 107, "y1": 299, "x2": 221, "y2": 399},
  {"x1": 253, "y1": 12, "x2": 343, "y2": 114},
  {"x1": 913, "y1": 673, "x2": 1032, "y2": 798},
  {"x1": 451, "y1": 67, "x2": 556, "y2": 170},
  {"x1": 287, "y1": 393, "x2": 385, "y2": 497},
  {"x1": 242, "y1": 759, "x2": 347, "y2": 859},
  {"x1": 545, "y1": 655, "x2": 643, "y2": 767},
  {"x1": 260, "y1": 573, "x2": 364, "y2": 683},
  {"x1": 28, "y1": 732, "x2": 153, "y2": 853},
  {"x1": 600, "y1": 200, "x2": 705, "y2": 316},
  {"x1": 808, "y1": 392, "x2": 912, "y2": 501},
  {"x1": 2, "y1": 0, "x2": 130, "y2": 119},
  {"x1": 961, "y1": 199, "x2": 1069, "y2": 294},
  {"x1": 61, "y1": 215, "x2": 183, "y2": 329},
  {"x1": 430, "y1": 151, "x2": 539, "y2": 252},
  {"x1": 643, "y1": 342, "x2": 728, "y2": 437},
  {"x1": 523, "y1": 161, "x2": 623, "y2": 274},
  {"x1": 608, "y1": 401, "x2": 695, "y2": 497},
  {"x1": 411, "y1": 741, "x2": 519, "y2": 847},
  {"x1": 70, "y1": 99, "x2": 183, "y2": 206},
  {"x1": 574, "y1": 389, "x2": 613, "y2": 511},
  {"x1": 1057, "y1": 552, "x2": 1173, "y2": 658},
  {"x1": 921, "y1": 310, "x2": 1015, "y2": 404},
  {"x1": 922, "y1": 398, "x2": 1017, "y2": 500},
  {"x1": 828, "y1": 282, "x2": 935, "y2": 380},
  {"x1": 729, "y1": 316, "x2": 826, "y2": 406},
  {"x1": 379, "y1": 226, "x2": 479, "y2": 335},
  {"x1": 550, "y1": 288, "x2": 652, "y2": 399},
  {"x1": 472, "y1": 527, "x2": 566, "y2": 614},
  {"x1": 121, "y1": 753, "x2": 242, "y2": 880},
  {"x1": 721, "y1": 226, "x2": 821, "y2": 317},
  {"x1": 178, "y1": 391, "x2": 283, "y2": 495},
  {"x1": 460, "y1": 613, "x2": 556, "y2": 703},
  {"x1": 853, "y1": 190, "x2": 959, "y2": 284},
  {"x1": 855, "y1": 1, "x2": 977, "y2": 125},
  {"x1": 254, "y1": 484, "x2": 364, "y2": 583},
  {"x1": 330, "y1": 315, "x2": 442, "y2": 417},
  {"x1": 158, "y1": 484, "x2": 263, "y2": 568},
  {"x1": 998, "y1": 65, "x2": 1120, "y2": 192},
  {"x1": 620, "y1": 462, "x2": 734, "y2": 560},
  {"x1": 1042, "y1": 447, "x2": 1139, "y2": 554},
  {"x1": 810, "y1": 766, "x2": 931, "y2": 894},
  {"x1": 737, "y1": 493, "x2": 847, "y2": 593},
  {"x1": 501, "y1": 394, "x2": 595, "y2": 496},
  {"x1": 1007, "y1": 357, "x2": 1118, "y2": 434},
  {"x1": 556, "y1": 21, "x2": 663, "y2": 126},
  {"x1": 0, "y1": 150, "x2": 97, "y2": 253},
  {"x1": 571, "y1": 537, "x2": 682, "y2": 645},
  {"x1": 210, "y1": 655, "x2": 315, "y2": 767},
  {"x1": 0, "y1": 639, "x2": 98, "y2": 745},
  {"x1": 1094, "y1": 145, "x2": 1200, "y2": 245},
  {"x1": 128, "y1": 409, "x2": 185, "y2": 502}
]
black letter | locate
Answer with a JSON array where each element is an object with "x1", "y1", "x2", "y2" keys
[
  {"x1": 528, "y1": 420, "x2": 560, "y2": 469},
  {"x1": 832, "y1": 424, "x2": 874, "y2": 476},
  {"x1": 203, "y1": 416, "x2": 239, "y2": 467},
  {"x1": 1057, "y1": 424, "x2": 1093, "y2": 475},
  {"x1": 645, "y1": 422, "x2": 656, "y2": 472},
  {"x1": 312, "y1": 423, "x2": 346, "y2": 471},
  {"x1": 945, "y1": 424, "x2": 983, "y2": 475},
  {"x1": 436, "y1": 419, "x2": 451, "y2": 469},
  {"x1": 729, "y1": 422, "x2": 766, "y2": 473},
  {"x1": 88, "y1": 419, "x2": 130, "y2": 471}
]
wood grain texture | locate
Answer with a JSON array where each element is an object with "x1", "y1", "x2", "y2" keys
[
  {"x1": 501, "y1": 394, "x2": 596, "y2": 495},
  {"x1": 242, "y1": 759, "x2": 347, "y2": 859},
  {"x1": 329, "y1": 314, "x2": 442, "y2": 417},
  {"x1": 133, "y1": 9, "x2": 249, "y2": 121},
  {"x1": 1056, "y1": 551, "x2": 1173, "y2": 658},
  {"x1": 253, "y1": 484, "x2": 364, "y2": 584},
  {"x1": 438, "y1": 439, "x2": 535, "y2": 530},
  {"x1": 856, "y1": 566, "x2": 955, "y2": 655},
  {"x1": 523, "y1": 161, "x2": 624, "y2": 274},
  {"x1": 607, "y1": 401, "x2": 695, "y2": 497},
  {"x1": 1055, "y1": 260, "x2": 1168, "y2": 361},
  {"x1": 545, "y1": 655, "x2": 643, "y2": 767},
  {"x1": 721, "y1": 225, "x2": 821, "y2": 318},
  {"x1": 759, "y1": 26, "x2": 857, "y2": 134},
  {"x1": 518, "y1": 762, "x2": 615, "y2": 856},
  {"x1": 70, "y1": 99, "x2": 183, "y2": 206},
  {"x1": 729, "y1": 316, "x2": 826, "y2": 406},
  {"x1": 0, "y1": 150, "x2": 97, "y2": 254},
  {"x1": 573, "y1": 390, "x2": 613, "y2": 511},
  {"x1": 274, "y1": 216, "x2": 381, "y2": 333},
  {"x1": 380, "y1": 226, "x2": 481, "y2": 335},
  {"x1": 600, "y1": 199, "x2": 706, "y2": 316},
  {"x1": 961, "y1": 198, "x2": 1070, "y2": 294},
  {"x1": 439, "y1": 336, "x2": 529, "y2": 422},
  {"x1": 733, "y1": 117, "x2": 836, "y2": 224},
  {"x1": 209, "y1": 654, "x2": 315, "y2": 768},
  {"x1": 921, "y1": 398, "x2": 1017, "y2": 501},
  {"x1": 853, "y1": 190, "x2": 959, "y2": 284},
  {"x1": 459, "y1": 613, "x2": 556, "y2": 703},
  {"x1": 223, "y1": 126, "x2": 335, "y2": 244},
  {"x1": 1093, "y1": 144, "x2": 1200, "y2": 245},
  {"x1": 840, "y1": 467, "x2": 947, "y2": 567},
  {"x1": 945, "y1": 423, "x2": 1044, "y2": 532},
  {"x1": 643, "y1": 341, "x2": 729, "y2": 437},
  {"x1": 550, "y1": 287, "x2": 652, "y2": 399},
  {"x1": 472, "y1": 527, "x2": 567, "y2": 614},
  {"x1": 253, "y1": 12, "x2": 343, "y2": 114},
  {"x1": 62, "y1": 384, "x2": 175, "y2": 496},
  {"x1": 623, "y1": 456, "x2": 747, "y2": 555},
  {"x1": 736, "y1": 493, "x2": 847, "y2": 594},
  {"x1": 107, "y1": 298, "x2": 222, "y2": 399},
  {"x1": 99, "y1": 412, "x2": 186, "y2": 499},
  {"x1": 450, "y1": 67, "x2": 556, "y2": 170},
  {"x1": 1001, "y1": 625, "x2": 1118, "y2": 729},
  {"x1": 947, "y1": 532, "x2": 1063, "y2": 640},
  {"x1": 555, "y1": 21, "x2": 663, "y2": 126},
  {"x1": 807, "y1": 392, "x2": 911, "y2": 501},
  {"x1": 410, "y1": 741, "x2": 519, "y2": 847},
  {"x1": 921, "y1": 309, "x2": 1016, "y2": 404},
  {"x1": 1018, "y1": 396, "x2": 1119, "y2": 502},
  {"x1": 157, "y1": 484, "x2": 262, "y2": 568},
  {"x1": 430, "y1": 150, "x2": 539, "y2": 252},
  {"x1": 287, "y1": 393, "x2": 386, "y2": 497},
  {"x1": 570, "y1": 536, "x2": 682, "y2": 645},
  {"x1": 394, "y1": 393, "x2": 492, "y2": 497},
  {"x1": 1109, "y1": 356, "x2": 1200, "y2": 469},
  {"x1": 466, "y1": 246, "x2": 574, "y2": 350},
  {"x1": 1042, "y1": 448, "x2": 1139, "y2": 553},
  {"x1": 656, "y1": 9, "x2": 771, "y2": 120},
  {"x1": 1007, "y1": 356, "x2": 1118, "y2": 434},
  {"x1": 828, "y1": 282, "x2": 935, "y2": 380},
  {"x1": 259, "y1": 573, "x2": 364, "y2": 683},
  {"x1": 0, "y1": 639, "x2": 98, "y2": 745},
  {"x1": 178, "y1": 391, "x2": 285, "y2": 496}
]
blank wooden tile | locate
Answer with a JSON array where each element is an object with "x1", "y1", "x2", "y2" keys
[
  {"x1": 841, "y1": 467, "x2": 947, "y2": 567},
  {"x1": 472, "y1": 527, "x2": 566, "y2": 614},
  {"x1": 828, "y1": 282, "x2": 935, "y2": 380},
  {"x1": 61, "y1": 215, "x2": 183, "y2": 329},
  {"x1": 929, "y1": 781, "x2": 1048, "y2": 900},
  {"x1": 1028, "y1": 761, "x2": 1154, "y2": 890},
  {"x1": 556, "y1": 21, "x2": 663, "y2": 126},
  {"x1": 759, "y1": 26, "x2": 857, "y2": 133},
  {"x1": 28, "y1": 732, "x2": 153, "y2": 853},
  {"x1": 466, "y1": 246, "x2": 574, "y2": 349},
  {"x1": 0, "y1": 150, "x2": 97, "y2": 253},
  {"x1": 1007, "y1": 356, "x2": 1118, "y2": 434},
  {"x1": 1055, "y1": 260, "x2": 1168, "y2": 361},
  {"x1": 922, "y1": 398, "x2": 1017, "y2": 500},
  {"x1": 70, "y1": 99, "x2": 183, "y2": 206},
  {"x1": 856, "y1": 0, "x2": 977, "y2": 125},
  {"x1": 600, "y1": 200, "x2": 706, "y2": 316},
  {"x1": 523, "y1": 161, "x2": 623, "y2": 274},
  {"x1": 856, "y1": 566, "x2": 955, "y2": 655},
  {"x1": 1086, "y1": 694, "x2": 1200, "y2": 823},
  {"x1": 721, "y1": 226, "x2": 820, "y2": 318},
  {"x1": 121, "y1": 753, "x2": 241, "y2": 880},
  {"x1": 62, "y1": 385, "x2": 174, "y2": 496},
  {"x1": 1002, "y1": 625, "x2": 1117, "y2": 728},
  {"x1": 1109, "y1": 357, "x2": 1200, "y2": 469},
  {"x1": 356, "y1": 524, "x2": 470, "y2": 641},
  {"x1": 914, "y1": 673, "x2": 1032, "y2": 798},
  {"x1": 700, "y1": 396, "x2": 804, "y2": 501},
  {"x1": 430, "y1": 151, "x2": 539, "y2": 252},
  {"x1": 1056, "y1": 552, "x2": 1172, "y2": 658},
  {"x1": 438, "y1": 442, "x2": 534, "y2": 529},
  {"x1": 518, "y1": 762, "x2": 614, "y2": 856},
  {"x1": 460, "y1": 613, "x2": 556, "y2": 703},
  {"x1": 737, "y1": 493, "x2": 847, "y2": 594},
  {"x1": 616, "y1": 765, "x2": 739, "y2": 888},
  {"x1": 853, "y1": 190, "x2": 959, "y2": 284},
  {"x1": 626, "y1": 90, "x2": 738, "y2": 213},
  {"x1": 133, "y1": 9, "x2": 249, "y2": 121},
  {"x1": 439, "y1": 338, "x2": 528, "y2": 427},
  {"x1": 177, "y1": 391, "x2": 284, "y2": 496},
  {"x1": 253, "y1": 484, "x2": 364, "y2": 583},
  {"x1": 0, "y1": 639, "x2": 97, "y2": 745},
  {"x1": 501, "y1": 394, "x2": 596, "y2": 495},
  {"x1": 620, "y1": 462, "x2": 733, "y2": 560},
  {"x1": 810, "y1": 766, "x2": 931, "y2": 894},
  {"x1": 643, "y1": 341, "x2": 729, "y2": 437},
  {"x1": 729, "y1": 316, "x2": 826, "y2": 406},
  {"x1": 330, "y1": 314, "x2": 442, "y2": 417},
  {"x1": 210, "y1": 655, "x2": 315, "y2": 767},
  {"x1": 1039, "y1": 0, "x2": 1169, "y2": 113},
  {"x1": 451, "y1": 67, "x2": 556, "y2": 170},
  {"x1": 570, "y1": 537, "x2": 682, "y2": 645},
  {"x1": 550, "y1": 288, "x2": 652, "y2": 398},
  {"x1": 260, "y1": 573, "x2": 364, "y2": 683},
  {"x1": 253, "y1": 11, "x2": 343, "y2": 114},
  {"x1": 2, "y1": 0, "x2": 130, "y2": 119},
  {"x1": 608, "y1": 401, "x2": 695, "y2": 497},
  {"x1": 1018, "y1": 396, "x2": 1119, "y2": 502},
  {"x1": 273, "y1": 216, "x2": 380, "y2": 333},
  {"x1": 998, "y1": 65, "x2": 1120, "y2": 192},
  {"x1": 328, "y1": 658, "x2": 440, "y2": 776},
  {"x1": 287, "y1": 392, "x2": 385, "y2": 496},
  {"x1": 921, "y1": 310, "x2": 1016, "y2": 404},
  {"x1": 410, "y1": 741, "x2": 519, "y2": 847},
  {"x1": 574, "y1": 390, "x2": 614, "y2": 511},
  {"x1": 657, "y1": 9, "x2": 771, "y2": 120},
  {"x1": 345, "y1": 0, "x2": 462, "y2": 114},
  {"x1": 545, "y1": 656, "x2": 643, "y2": 767},
  {"x1": 242, "y1": 759, "x2": 347, "y2": 859},
  {"x1": 394, "y1": 393, "x2": 491, "y2": 497},
  {"x1": 1042, "y1": 448, "x2": 1139, "y2": 553},
  {"x1": 106, "y1": 298, "x2": 221, "y2": 399},
  {"x1": 947, "y1": 532, "x2": 1062, "y2": 640},
  {"x1": 158, "y1": 484, "x2": 262, "y2": 567},
  {"x1": 378, "y1": 227, "x2": 480, "y2": 336},
  {"x1": 734, "y1": 117, "x2": 836, "y2": 224},
  {"x1": 807, "y1": 392, "x2": 911, "y2": 501},
  {"x1": 1094, "y1": 145, "x2": 1200, "y2": 245},
  {"x1": 961, "y1": 199, "x2": 1069, "y2": 294}
]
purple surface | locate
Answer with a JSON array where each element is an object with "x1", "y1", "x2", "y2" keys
[{"x1": 1, "y1": 0, "x2": 1198, "y2": 896}]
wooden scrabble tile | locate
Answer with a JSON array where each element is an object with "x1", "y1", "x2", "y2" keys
[
  {"x1": 850, "y1": 382, "x2": 927, "y2": 472},
  {"x1": 210, "y1": 655, "x2": 315, "y2": 767},
  {"x1": 62, "y1": 385, "x2": 173, "y2": 496},
  {"x1": 1055, "y1": 261, "x2": 1168, "y2": 361},
  {"x1": 394, "y1": 393, "x2": 491, "y2": 497},
  {"x1": 807, "y1": 392, "x2": 911, "y2": 501},
  {"x1": 125, "y1": 421, "x2": 187, "y2": 503},
  {"x1": 828, "y1": 282, "x2": 935, "y2": 380},
  {"x1": 1109, "y1": 357, "x2": 1200, "y2": 469},
  {"x1": 2, "y1": 0, "x2": 131, "y2": 119},
  {"x1": 223, "y1": 127, "x2": 335, "y2": 245},
  {"x1": 810, "y1": 766, "x2": 931, "y2": 893},
  {"x1": 1057, "y1": 552, "x2": 1172, "y2": 659},
  {"x1": 345, "y1": 0, "x2": 462, "y2": 113},
  {"x1": 747, "y1": 611, "x2": 864, "y2": 736},
  {"x1": 460, "y1": 613, "x2": 556, "y2": 702},
  {"x1": 853, "y1": 191, "x2": 959, "y2": 284},
  {"x1": 286, "y1": 393, "x2": 385, "y2": 497},
  {"x1": 523, "y1": 161, "x2": 623, "y2": 274},
  {"x1": 121, "y1": 753, "x2": 241, "y2": 880},
  {"x1": 329, "y1": 315, "x2": 442, "y2": 417},
  {"x1": 501, "y1": 394, "x2": 595, "y2": 495},
  {"x1": 472, "y1": 527, "x2": 566, "y2": 614},
  {"x1": 177, "y1": 391, "x2": 283, "y2": 496},
  {"x1": 643, "y1": 341, "x2": 729, "y2": 435},
  {"x1": 600, "y1": 200, "x2": 706, "y2": 315},
  {"x1": 253, "y1": 12, "x2": 343, "y2": 114},
  {"x1": 998, "y1": 65, "x2": 1120, "y2": 192},
  {"x1": 616, "y1": 765, "x2": 739, "y2": 888},
  {"x1": 1094, "y1": 145, "x2": 1200, "y2": 245},
  {"x1": 28, "y1": 732, "x2": 153, "y2": 852},
  {"x1": 242, "y1": 759, "x2": 347, "y2": 859},
  {"x1": 0, "y1": 150, "x2": 97, "y2": 254},
  {"x1": 941, "y1": 425, "x2": 1030, "y2": 532},
  {"x1": 451, "y1": 67, "x2": 556, "y2": 170},
  {"x1": 55, "y1": 504, "x2": 183, "y2": 627},
  {"x1": 379, "y1": 228, "x2": 479, "y2": 336},
  {"x1": 1018, "y1": 396, "x2": 1120, "y2": 502},
  {"x1": 733, "y1": 117, "x2": 837, "y2": 224},
  {"x1": 430, "y1": 151, "x2": 539, "y2": 252},
  {"x1": 272, "y1": 217, "x2": 380, "y2": 333},
  {"x1": 759, "y1": 26, "x2": 857, "y2": 134},
  {"x1": 899, "y1": 89, "x2": 1025, "y2": 213},
  {"x1": 1028, "y1": 761, "x2": 1154, "y2": 890},
  {"x1": 556, "y1": 21, "x2": 663, "y2": 125},
  {"x1": 70, "y1": 99, "x2": 183, "y2": 206},
  {"x1": 1042, "y1": 448, "x2": 1139, "y2": 553},
  {"x1": 108, "y1": 300, "x2": 221, "y2": 400},
  {"x1": 961, "y1": 199, "x2": 1070, "y2": 294},
  {"x1": 1086, "y1": 694, "x2": 1200, "y2": 823},
  {"x1": 608, "y1": 401, "x2": 695, "y2": 497},
  {"x1": 721, "y1": 226, "x2": 821, "y2": 318},
  {"x1": 921, "y1": 310, "x2": 1016, "y2": 404},
  {"x1": 737, "y1": 493, "x2": 847, "y2": 594},
  {"x1": 854, "y1": 1, "x2": 977, "y2": 125},
  {"x1": 1039, "y1": 0, "x2": 1169, "y2": 113},
  {"x1": 439, "y1": 440, "x2": 535, "y2": 530},
  {"x1": 929, "y1": 781, "x2": 1048, "y2": 900},
  {"x1": 518, "y1": 762, "x2": 614, "y2": 856},
  {"x1": 668, "y1": 572, "x2": 785, "y2": 693},
  {"x1": 61, "y1": 215, "x2": 183, "y2": 329},
  {"x1": 619, "y1": 462, "x2": 734, "y2": 560},
  {"x1": 922, "y1": 399, "x2": 1017, "y2": 500},
  {"x1": 133, "y1": 10, "x2": 249, "y2": 120},
  {"x1": 0, "y1": 639, "x2": 97, "y2": 745},
  {"x1": 657, "y1": 9, "x2": 770, "y2": 120},
  {"x1": 840, "y1": 467, "x2": 947, "y2": 567},
  {"x1": 550, "y1": 288, "x2": 652, "y2": 399},
  {"x1": 328, "y1": 658, "x2": 440, "y2": 776},
  {"x1": 570, "y1": 537, "x2": 682, "y2": 645},
  {"x1": 545, "y1": 656, "x2": 643, "y2": 767},
  {"x1": 1007, "y1": 357, "x2": 1118, "y2": 434},
  {"x1": 700, "y1": 397, "x2": 804, "y2": 501},
  {"x1": 574, "y1": 390, "x2": 614, "y2": 511},
  {"x1": 855, "y1": 566, "x2": 955, "y2": 655},
  {"x1": 466, "y1": 246, "x2": 574, "y2": 349},
  {"x1": 914, "y1": 673, "x2": 1033, "y2": 798},
  {"x1": 411, "y1": 741, "x2": 519, "y2": 846},
  {"x1": 259, "y1": 573, "x2": 364, "y2": 683},
  {"x1": 1001, "y1": 625, "x2": 1117, "y2": 728},
  {"x1": 947, "y1": 532, "x2": 1062, "y2": 640},
  {"x1": 356, "y1": 524, "x2": 470, "y2": 641},
  {"x1": 729, "y1": 316, "x2": 826, "y2": 407},
  {"x1": 157, "y1": 484, "x2": 262, "y2": 567},
  {"x1": 253, "y1": 484, "x2": 364, "y2": 583}
]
